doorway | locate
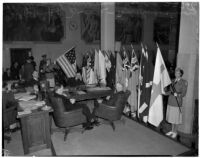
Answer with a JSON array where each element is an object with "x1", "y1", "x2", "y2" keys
[{"x1": 10, "y1": 48, "x2": 31, "y2": 68}]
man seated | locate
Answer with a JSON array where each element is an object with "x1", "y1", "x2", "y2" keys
[
  {"x1": 95, "y1": 82, "x2": 125, "y2": 106},
  {"x1": 54, "y1": 83, "x2": 95, "y2": 130},
  {"x1": 92, "y1": 83, "x2": 126, "y2": 125}
]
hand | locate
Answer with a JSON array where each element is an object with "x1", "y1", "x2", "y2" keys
[
  {"x1": 70, "y1": 98, "x2": 76, "y2": 104},
  {"x1": 106, "y1": 96, "x2": 110, "y2": 100},
  {"x1": 174, "y1": 93, "x2": 178, "y2": 97},
  {"x1": 97, "y1": 99, "x2": 103, "y2": 103}
]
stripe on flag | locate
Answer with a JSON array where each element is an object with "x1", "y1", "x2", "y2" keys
[
  {"x1": 56, "y1": 47, "x2": 77, "y2": 78},
  {"x1": 148, "y1": 44, "x2": 171, "y2": 127}
]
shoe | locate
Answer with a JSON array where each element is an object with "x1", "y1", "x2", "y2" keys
[
  {"x1": 84, "y1": 125, "x2": 94, "y2": 130},
  {"x1": 171, "y1": 132, "x2": 177, "y2": 139},
  {"x1": 166, "y1": 131, "x2": 173, "y2": 136},
  {"x1": 92, "y1": 120, "x2": 100, "y2": 126}
]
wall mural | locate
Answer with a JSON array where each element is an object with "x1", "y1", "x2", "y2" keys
[
  {"x1": 3, "y1": 3, "x2": 65, "y2": 42},
  {"x1": 115, "y1": 15, "x2": 143, "y2": 44},
  {"x1": 153, "y1": 17, "x2": 171, "y2": 44},
  {"x1": 80, "y1": 10, "x2": 100, "y2": 43}
]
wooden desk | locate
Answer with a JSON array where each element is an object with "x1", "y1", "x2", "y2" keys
[{"x1": 17, "y1": 108, "x2": 53, "y2": 155}]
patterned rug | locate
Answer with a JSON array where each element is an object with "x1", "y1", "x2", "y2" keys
[{"x1": 51, "y1": 116, "x2": 190, "y2": 156}]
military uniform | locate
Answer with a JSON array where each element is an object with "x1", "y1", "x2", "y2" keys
[{"x1": 166, "y1": 78, "x2": 188, "y2": 124}]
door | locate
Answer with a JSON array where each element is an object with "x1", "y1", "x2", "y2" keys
[{"x1": 10, "y1": 48, "x2": 31, "y2": 67}]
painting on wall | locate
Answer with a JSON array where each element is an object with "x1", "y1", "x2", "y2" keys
[
  {"x1": 115, "y1": 14, "x2": 143, "y2": 44},
  {"x1": 80, "y1": 10, "x2": 100, "y2": 43},
  {"x1": 3, "y1": 3, "x2": 65, "y2": 42},
  {"x1": 153, "y1": 17, "x2": 171, "y2": 45}
]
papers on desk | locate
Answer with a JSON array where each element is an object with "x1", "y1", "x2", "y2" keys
[
  {"x1": 76, "y1": 90, "x2": 86, "y2": 95},
  {"x1": 14, "y1": 93, "x2": 36, "y2": 101},
  {"x1": 86, "y1": 86, "x2": 111, "y2": 92},
  {"x1": 19, "y1": 100, "x2": 46, "y2": 111}
]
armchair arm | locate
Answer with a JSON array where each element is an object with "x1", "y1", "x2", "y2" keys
[
  {"x1": 95, "y1": 103, "x2": 122, "y2": 121},
  {"x1": 4, "y1": 105, "x2": 17, "y2": 113},
  {"x1": 53, "y1": 108, "x2": 86, "y2": 128}
]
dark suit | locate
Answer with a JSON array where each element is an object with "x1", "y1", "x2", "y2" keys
[
  {"x1": 103, "y1": 91, "x2": 125, "y2": 106},
  {"x1": 66, "y1": 77, "x2": 84, "y2": 87},
  {"x1": 93, "y1": 91, "x2": 125, "y2": 114},
  {"x1": 54, "y1": 93, "x2": 94, "y2": 122},
  {"x1": 23, "y1": 62, "x2": 34, "y2": 81},
  {"x1": 167, "y1": 78, "x2": 188, "y2": 107}
]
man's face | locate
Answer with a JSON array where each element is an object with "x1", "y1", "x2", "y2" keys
[
  {"x1": 116, "y1": 83, "x2": 123, "y2": 92},
  {"x1": 32, "y1": 71, "x2": 38, "y2": 79}
]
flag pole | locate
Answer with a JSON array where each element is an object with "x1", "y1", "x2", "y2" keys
[
  {"x1": 156, "y1": 42, "x2": 181, "y2": 113},
  {"x1": 137, "y1": 43, "x2": 144, "y2": 118}
]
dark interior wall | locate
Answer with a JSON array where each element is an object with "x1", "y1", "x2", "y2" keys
[{"x1": 3, "y1": 3, "x2": 100, "y2": 70}]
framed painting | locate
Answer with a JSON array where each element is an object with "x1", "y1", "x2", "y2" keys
[
  {"x1": 3, "y1": 3, "x2": 65, "y2": 42},
  {"x1": 153, "y1": 17, "x2": 171, "y2": 45},
  {"x1": 80, "y1": 10, "x2": 100, "y2": 43},
  {"x1": 115, "y1": 14, "x2": 143, "y2": 44}
]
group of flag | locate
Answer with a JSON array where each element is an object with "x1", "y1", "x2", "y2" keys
[{"x1": 55, "y1": 43, "x2": 172, "y2": 127}]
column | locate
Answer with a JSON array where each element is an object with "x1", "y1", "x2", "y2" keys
[
  {"x1": 177, "y1": 2, "x2": 199, "y2": 134},
  {"x1": 101, "y1": 2, "x2": 115, "y2": 53}
]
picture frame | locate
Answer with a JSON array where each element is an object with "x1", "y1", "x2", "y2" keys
[
  {"x1": 3, "y1": 3, "x2": 65, "y2": 42},
  {"x1": 115, "y1": 14, "x2": 143, "y2": 44},
  {"x1": 80, "y1": 10, "x2": 100, "y2": 43},
  {"x1": 153, "y1": 17, "x2": 171, "y2": 45}
]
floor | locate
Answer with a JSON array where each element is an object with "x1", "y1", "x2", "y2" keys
[{"x1": 3, "y1": 115, "x2": 194, "y2": 156}]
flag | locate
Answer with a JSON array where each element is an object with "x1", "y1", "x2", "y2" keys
[
  {"x1": 130, "y1": 47, "x2": 139, "y2": 71},
  {"x1": 98, "y1": 50, "x2": 106, "y2": 84},
  {"x1": 138, "y1": 44, "x2": 154, "y2": 123},
  {"x1": 148, "y1": 44, "x2": 171, "y2": 127},
  {"x1": 104, "y1": 51, "x2": 111, "y2": 72},
  {"x1": 94, "y1": 49, "x2": 99, "y2": 81},
  {"x1": 116, "y1": 52, "x2": 123, "y2": 84},
  {"x1": 56, "y1": 47, "x2": 77, "y2": 78}
]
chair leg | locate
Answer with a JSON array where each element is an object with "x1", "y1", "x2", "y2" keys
[
  {"x1": 110, "y1": 121, "x2": 115, "y2": 131},
  {"x1": 121, "y1": 118, "x2": 126, "y2": 125},
  {"x1": 64, "y1": 128, "x2": 70, "y2": 141},
  {"x1": 4, "y1": 135, "x2": 11, "y2": 144}
]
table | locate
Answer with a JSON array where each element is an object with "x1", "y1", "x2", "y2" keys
[
  {"x1": 17, "y1": 108, "x2": 53, "y2": 155},
  {"x1": 64, "y1": 88, "x2": 113, "y2": 101}
]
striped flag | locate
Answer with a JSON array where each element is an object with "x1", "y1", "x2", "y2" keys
[
  {"x1": 56, "y1": 47, "x2": 77, "y2": 78},
  {"x1": 130, "y1": 46, "x2": 139, "y2": 71},
  {"x1": 98, "y1": 50, "x2": 106, "y2": 84},
  {"x1": 138, "y1": 44, "x2": 154, "y2": 123},
  {"x1": 148, "y1": 44, "x2": 171, "y2": 127},
  {"x1": 94, "y1": 49, "x2": 99, "y2": 80}
]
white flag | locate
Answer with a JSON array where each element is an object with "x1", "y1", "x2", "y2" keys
[{"x1": 148, "y1": 45, "x2": 171, "y2": 127}]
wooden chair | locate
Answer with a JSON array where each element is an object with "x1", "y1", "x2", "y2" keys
[
  {"x1": 48, "y1": 93, "x2": 86, "y2": 141},
  {"x1": 95, "y1": 90, "x2": 131, "y2": 131}
]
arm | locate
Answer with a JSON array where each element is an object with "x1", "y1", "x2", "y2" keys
[{"x1": 178, "y1": 80, "x2": 188, "y2": 97}]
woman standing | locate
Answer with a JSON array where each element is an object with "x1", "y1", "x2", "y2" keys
[{"x1": 165, "y1": 68, "x2": 188, "y2": 138}]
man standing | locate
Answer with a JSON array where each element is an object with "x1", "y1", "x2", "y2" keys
[
  {"x1": 23, "y1": 57, "x2": 34, "y2": 82},
  {"x1": 39, "y1": 54, "x2": 47, "y2": 80}
]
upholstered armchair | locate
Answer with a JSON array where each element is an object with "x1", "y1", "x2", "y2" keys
[
  {"x1": 3, "y1": 105, "x2": 17, "y2": 143},
  {"x1": 48, "y1": 93, "x2": 86, "y2": 141},
  {"x1": 95, "y1": 90, "x2": 131, "y2": 131}
]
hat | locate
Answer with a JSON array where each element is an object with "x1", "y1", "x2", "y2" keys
[
  {"x1": 175, "y1": 67, "x2": 184, "y2": 76},
  {"x1": 42, "y1": 54, "x2": 47, "y2": 57}
]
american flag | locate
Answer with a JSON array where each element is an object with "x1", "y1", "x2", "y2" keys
[{"x1": 56, "y1": 47, "x2": 77, "y2": 78}]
